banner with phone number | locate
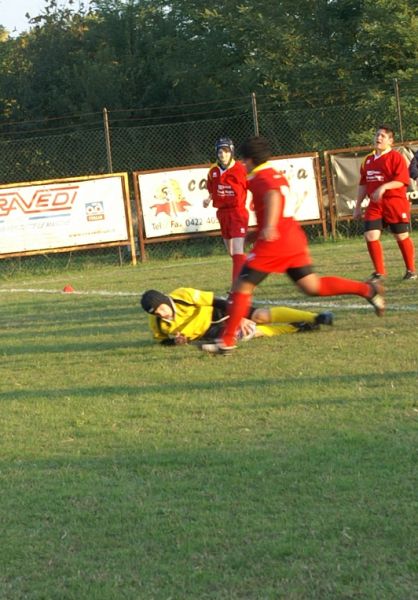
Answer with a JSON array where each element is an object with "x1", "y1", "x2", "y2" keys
[{"x1": 137, "y1": 156, "x2": 320, "y2": 239}]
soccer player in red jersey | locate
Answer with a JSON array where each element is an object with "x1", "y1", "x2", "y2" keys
[
  {"x1": 353, "y1": 125, "x2": 416, "y2": 281},
  {"x1": 204, "y1": 137, "x2": 249, "y2": 285},
  {"x1": 202, "y1": 136, "x2": 385, "y2": 355}
]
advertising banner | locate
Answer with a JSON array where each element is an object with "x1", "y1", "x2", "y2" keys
[
  {"x1": 268, "y1": 156, "x2": 321, "y2": 222},
  {"x1": 137, "y1": 167, "x2": 219, "y2": 238},
  {"x1": 0, "y1": 174, "x2": 131, "y2": 255},
  {"x1": 328, "y1": 153, "x2": 368, "y2": 217},
  {"x1": 136, "y1": 155, "x2": 321, "y2": 239}
]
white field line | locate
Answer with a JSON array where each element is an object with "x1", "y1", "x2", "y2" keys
[
  {"x1": 0, "y1": 287, "x2": 138, "y2": 296},
  {"x1": 0, "y1": 286, "x2": 417, "y2": 312}
]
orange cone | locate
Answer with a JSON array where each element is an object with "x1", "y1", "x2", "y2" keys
[{"x1": 63, "y1": 284, "x2": 74, "y2": 293}]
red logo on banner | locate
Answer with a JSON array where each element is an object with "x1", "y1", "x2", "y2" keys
[
  {"x1": 151, "y1": 198, "x2": 191, "y2": 216},
  {"x1": 150, "y1": 180, "x2": 191, "y2": 217},
  {"x1": 0, "y1": 186, "x2": 79, "y2": 217}
]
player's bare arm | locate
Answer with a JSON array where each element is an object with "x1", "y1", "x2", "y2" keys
[{"x1": 354, "y1": 184, "x2": 367, "y2": 218}]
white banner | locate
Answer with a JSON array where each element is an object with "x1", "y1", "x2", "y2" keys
[
  {"x1": 268, "y1": 157, "x2": 320, "y2": 222},
  {"x1": 0, "y1": 175, "x2": 129, "y2": 254},
  {"x1": 137, "y1": 156, "x2": 320, "y2": 238},
  {"x1": 137, "y1": 167, "x2": 218, "y2": 238}
]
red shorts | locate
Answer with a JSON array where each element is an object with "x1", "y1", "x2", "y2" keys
[
  {"x1": 365, "y1": 197, "x2": 411, "y2": 224},
  {"x1": 245, "y1": 235, "x2": 312, "y2": 274},
  {"x1": 217, "y1": 207, "x2": 249, "y2": 239}
]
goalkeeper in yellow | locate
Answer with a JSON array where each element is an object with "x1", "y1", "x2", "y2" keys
[{"x1": 140, "y1": 287, "x2": 333, "y2": 346}]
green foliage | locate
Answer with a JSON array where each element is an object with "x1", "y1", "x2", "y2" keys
[
  {"x1": 0, "y1": 0, "x2": 417, "y2": 177},
  {"x1": 1, "y1": 0, "x2": 417, "y2": 123}
]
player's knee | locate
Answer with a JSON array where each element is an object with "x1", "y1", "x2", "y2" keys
[
  {"x1": 297, "y1": 281, "x2": 319, "y2": 296},
  {"x1": 251, "y1": 308, "x2": 269, "y2": 323},
  {"x1": 365, "y1": 232, "x2": 380, "y2": 242}
]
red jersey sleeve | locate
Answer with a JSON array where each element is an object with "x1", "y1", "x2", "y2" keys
[{"x1": 224, "y1": 163, "x2": 247, "y2": 206}]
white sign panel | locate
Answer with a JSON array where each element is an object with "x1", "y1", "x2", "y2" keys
[
  {"x1": 0, "y1": 176, "x2": 129, "y2": 254},
  {"x1": 137, "y1": 156, "x2": 320, "y2": 239},
  {"x1": 267, "y1": 156, "x2": 320, "y2": 222},
  {"x1": 137, "y1": 168, "x2": 218, "y2": 238}
]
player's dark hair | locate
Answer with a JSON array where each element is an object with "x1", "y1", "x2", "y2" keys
[
  {"x1": 377, "y1": 124, "x2": 395, "y2": 138},
  {"x1": 239, "y1": 136, "x2": 271, "y2": 166}
]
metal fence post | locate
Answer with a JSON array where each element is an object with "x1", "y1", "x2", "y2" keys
[
  {"x1": 103, "y1": 107, "x2": 114, "y2": 173},
  {"x1": 251, "y1": 92, "x2": 259, "y2": 136},
  {"x1": 103, "y1": 107, "x2": 124, "y2": 265},
  {"x1": 393, "y1": 79, "x2": 404, "y2": 142}
]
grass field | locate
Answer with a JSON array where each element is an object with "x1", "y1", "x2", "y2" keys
[{"x1": 0, "y1": 235, "x2": 417, "y2": 599}]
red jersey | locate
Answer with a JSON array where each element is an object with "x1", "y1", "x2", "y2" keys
[
  {"x1": 360, "y1": 149, "x2": 411, "y2": 223},
  {"x1": 248, "y1": 163, "x2": 302, "y2": 238},
  {"x1": 207, "y1": 160, "x2": 247, "y2": 210},
  {"x1": 245, "y1": 163, "x2": 311, "y2": 272},
  {"x1": 360, "y1": 149, "x2": 410, "y2": 199}
]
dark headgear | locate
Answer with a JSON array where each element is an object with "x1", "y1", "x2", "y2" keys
[
  {"x1": 140, "y1": 290, "x2": 171, "y2": 314},
  {"x1": 215, "y1": 137, "x2": 234, "y2": 155}
]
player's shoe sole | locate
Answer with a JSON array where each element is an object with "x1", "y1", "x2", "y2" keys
[
  {"x1": 366, "y1": 281, "x2": 385, "y2": 317},
  {"x1": 200, "y1": 342, "x2": 237, "y2": 355},
  {"x1": 294, "y1": 321, "x2": 319, "y2": 332}
]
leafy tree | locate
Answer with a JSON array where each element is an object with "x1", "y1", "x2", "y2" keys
[{"x1": 0, "y1": 0, "x2": 417, "y2": 143}]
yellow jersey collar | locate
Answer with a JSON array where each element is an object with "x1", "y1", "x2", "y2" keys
[
  {"x1": 248, "y1": 161, "x2": 272, "y2": 179},
  {"x1": 373, "y1": 147, "x2": 392, "y2": 159}
]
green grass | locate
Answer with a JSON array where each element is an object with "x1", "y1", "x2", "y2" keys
[{"x1": 1, "y1": 235, "x2": 417, "y2": 599}]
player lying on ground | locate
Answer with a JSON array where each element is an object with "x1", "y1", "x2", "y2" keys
[{"x1": 140, "y1": 287, "x2": 333, "y2": 346}]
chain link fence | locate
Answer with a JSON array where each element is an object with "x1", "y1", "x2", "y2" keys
[{"x1": 1, "y1": 89, "x2": 417, "y2": 273}]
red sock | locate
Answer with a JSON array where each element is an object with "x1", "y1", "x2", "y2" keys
[
  {"x1": 397, "y1": 237, "x2": 416, "y2": 272},
  {"x1": 318, "y1": 277, "x2": 370, "y2": 298},
  {"x1": 232, "y1": 254, "x2": 246, "y2": 284},
  {"x1": 366, "y1": 240, "x2": 385, "y2": 275},
  {"x1": 221, "y1": 292, "x2": 252, "y2": 347}
]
